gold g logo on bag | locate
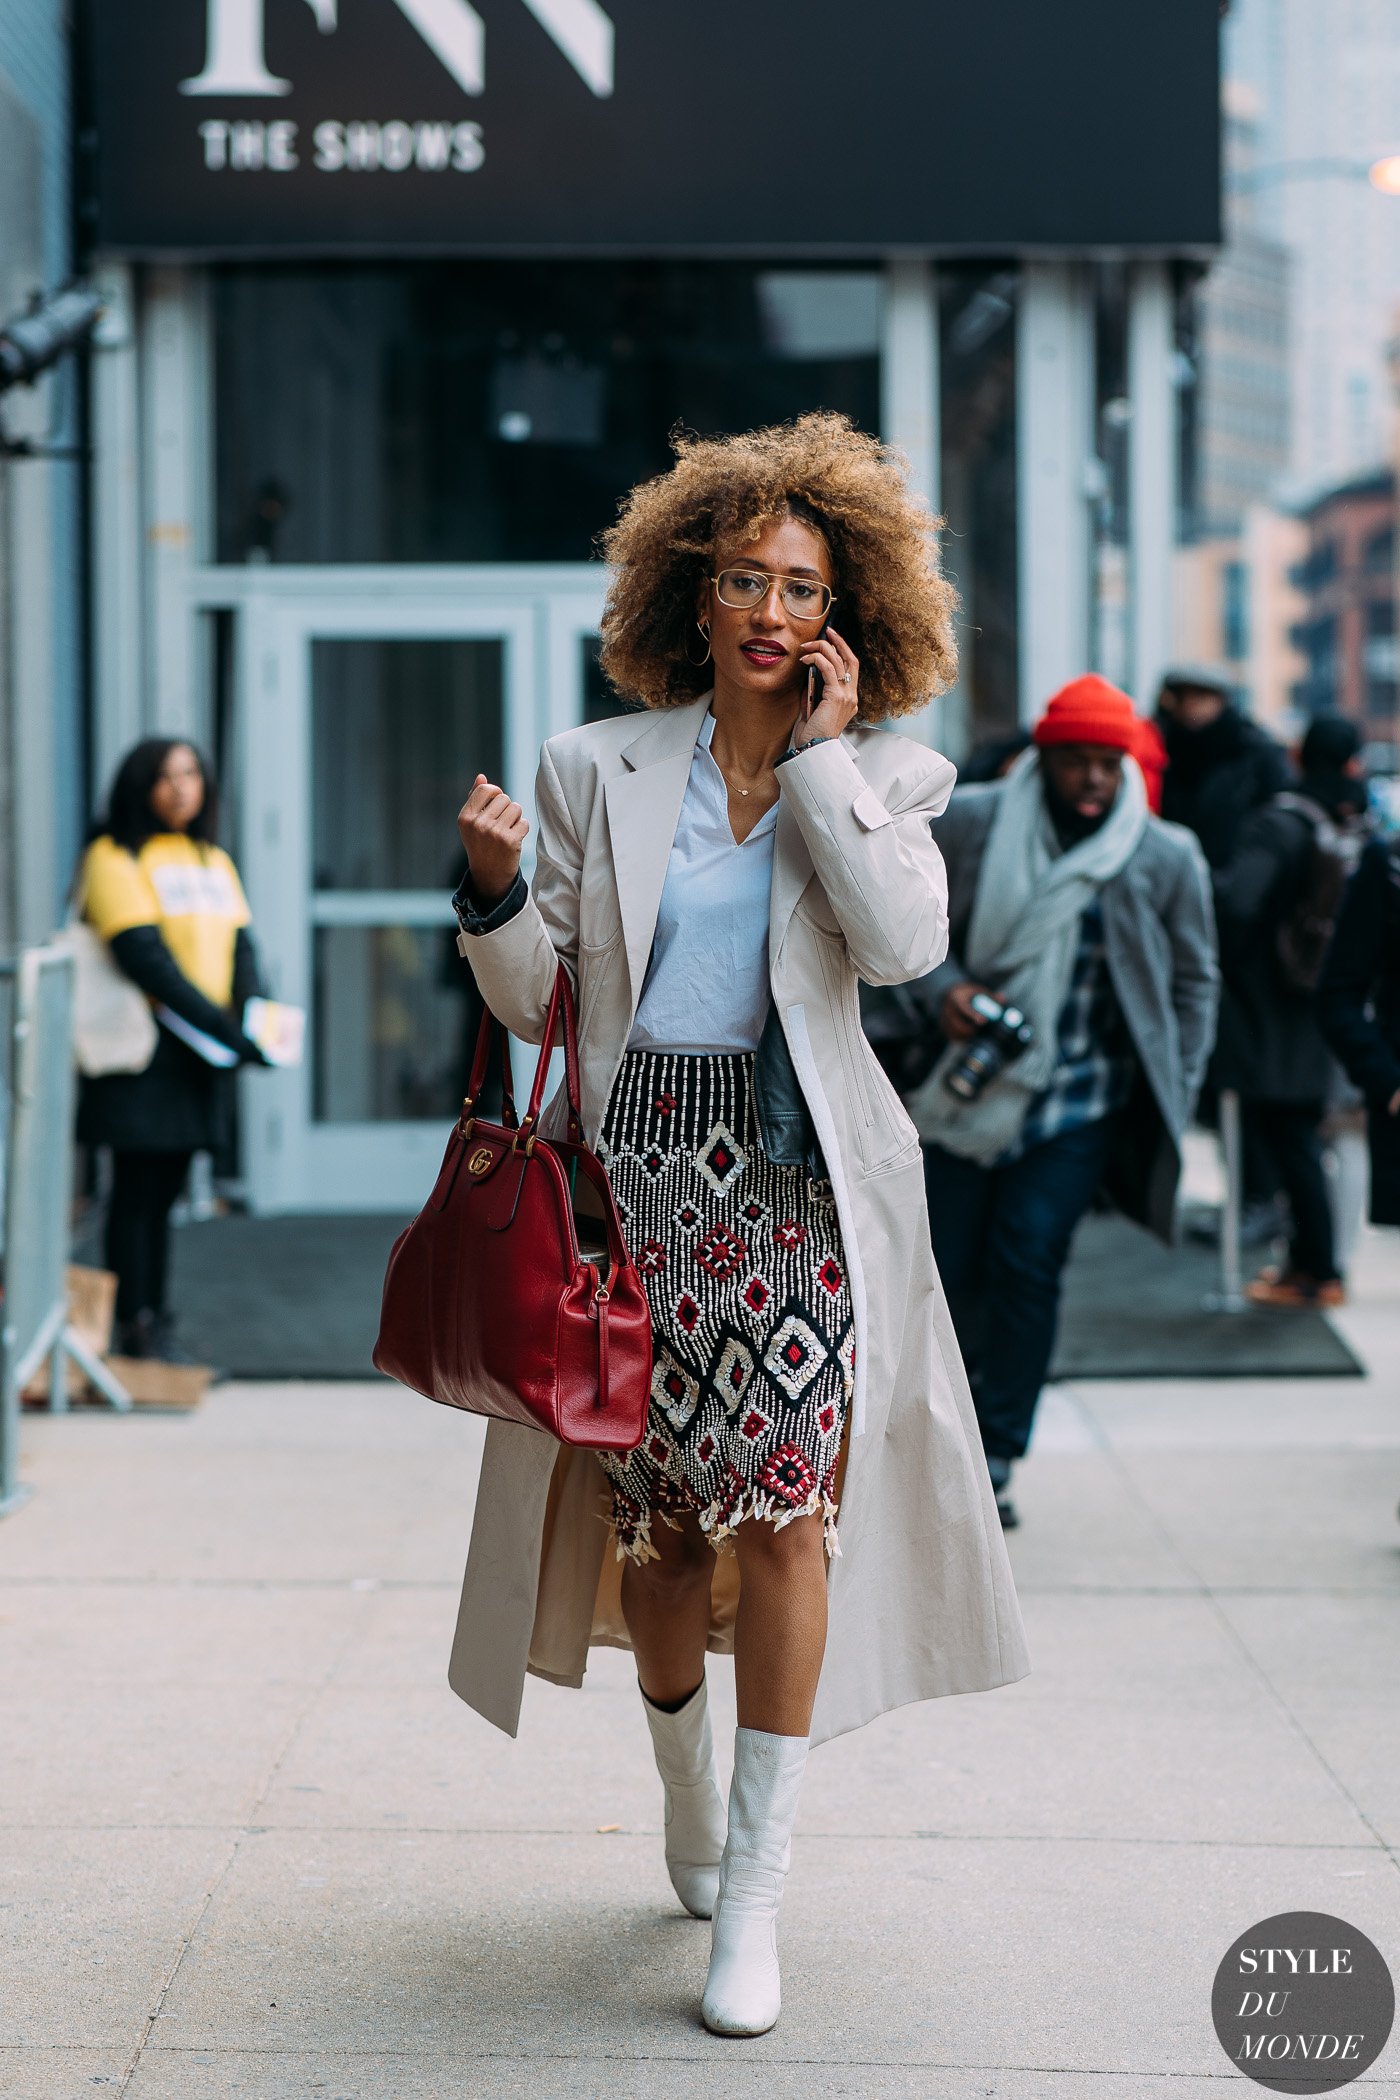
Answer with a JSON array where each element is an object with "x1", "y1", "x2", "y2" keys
[{"x1": 468, "y1": 1146, "x2": 494, "y2": 1175}]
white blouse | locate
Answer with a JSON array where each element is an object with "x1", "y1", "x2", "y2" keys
[{"x1": 626, "y1": 711, "x2": 778, "y2": 1055}]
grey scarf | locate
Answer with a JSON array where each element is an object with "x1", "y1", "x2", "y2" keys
[{"x1": 909, "y1": 749, "x2": 1148, "y2": 1163}]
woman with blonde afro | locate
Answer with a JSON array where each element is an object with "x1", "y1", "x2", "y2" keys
[{"x1": 450, "y1": 413, "x2": 1027, "y2": 2037}]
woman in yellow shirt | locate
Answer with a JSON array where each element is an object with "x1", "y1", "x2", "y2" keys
[{"x1": 78, "y1": 739, "x2": 266, "y2": 1361}]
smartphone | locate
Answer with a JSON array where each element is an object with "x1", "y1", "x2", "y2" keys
[{"x1": 802, "y1": 613, "x2": 832, "y2": 722}]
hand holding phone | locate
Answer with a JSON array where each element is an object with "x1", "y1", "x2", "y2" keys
[{"x1": 795, "y1": 620, "x2": 861, "y2": 749}]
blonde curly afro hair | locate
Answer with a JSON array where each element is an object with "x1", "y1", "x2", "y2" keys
[{"x1": 598, "y1": 412, "x2": 957, "y2": 721}]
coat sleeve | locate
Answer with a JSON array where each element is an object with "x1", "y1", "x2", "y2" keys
[
  {"x1": 454, "y1": 738, "x2": 581, "y2": 1045},
  {"x1": 1166, "y1": 834, "x2": 1220, "y2": 1116},
  {"x1": 108, "y1": 926, "x2": 262, "y2": 1060},
  {"x1": 915, "y1": 791, "x2": 989, "y2": 1010},
  {"x1": 1317, "y1": 842, "x2": 1400, "y2": 1108},
  {"x1": 231, "y1": 925, "x2": 267, "y2": 1009},
  {"x1": 861, "y1": 790, "x2": 983, "y2": 1047},
  {"x1": 776, "y1": 737, "x2": 956, "y2": 986}
]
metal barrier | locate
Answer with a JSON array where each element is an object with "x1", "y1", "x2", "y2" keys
[
  {"x1": 0, "y1": 946, "x2": 130, "y2": 1516},
  {"x1": 1204, "y1": 1085, "x2": 1247, "y2": 1314}
]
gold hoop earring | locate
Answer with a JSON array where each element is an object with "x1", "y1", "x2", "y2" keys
[{"x1": 685, "y1": 618, "x2": 712, "y2": 668}]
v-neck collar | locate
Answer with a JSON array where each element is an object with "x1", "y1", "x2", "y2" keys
[{"x1": 698, "y1": 710, "x2": 779, "y2": 845}]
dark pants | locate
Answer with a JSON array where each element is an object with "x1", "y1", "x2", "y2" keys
[
  {"x1": 105, "y1": 1150, "x2": 194, "y2": 1323},
  {"x1": 1242, "y1": 1099, "x2": 1339, "y2": 1282},
  {"x1": 923, "y1": 1116, "x2": 1116, "y2": 1463}
]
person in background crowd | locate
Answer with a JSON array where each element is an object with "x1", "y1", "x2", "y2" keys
[
  {"x1": 77, "y1": 739, "x2": 268, "y2": 1361},
  {"x1": 1156, "y1": 664, "x2": 1295, "y2": 1242},
  {"x1": 1214, "y1": 717, "x2": 1371, "y2": 1307},
  {"x1": 959, "y1": 728, "x2": 1031, "y2": 783},
  {"x1": 892, "y1": 675, "x2": 1217, "y2": 1528},
  {"x1": 1130, "y1": 713, "x2": 1168, "y2": 814},
  {"x1": 1317, "y1": 826, "x2": 1400, "y2": 1230},
  {"x1": 1318, "y1": 826, "x2": 1400, "y2": 1530},
  {"x1": 1155, "y1": 664, "x2": 1292, "y2": 869}
]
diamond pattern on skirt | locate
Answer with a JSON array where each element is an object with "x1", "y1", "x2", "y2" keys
[
  {"x1": 742, "y1": 1274, "x2": 771, "y2": 1315},
  {"x1": 762, "y1": 1307, "x2": 832, "y2": 1403},
  {"x1": 694, "y1": 1120, "x2": 748, "y2": 1196},
  {"x1": 708, "y1": 1329, "x2": 757, "y2": 1414},
  {"x1": 650, "y1": 1345, "x2": 700, "y2": 1432},
  {"x1": 759, "y1": 1442, "x2": 818, "y2": 1507},
  {"x1": 596, "y1": 1050, "x2": 852, "y2": 1566}
]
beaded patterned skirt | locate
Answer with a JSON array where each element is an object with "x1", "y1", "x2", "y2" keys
[{"x1": 596, "y1": 1049, "x2": 854, "y2": 1564}]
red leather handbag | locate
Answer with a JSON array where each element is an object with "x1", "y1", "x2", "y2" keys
[{"x1": 373, "y1": 964, "x2": 651, "y2": 1450}]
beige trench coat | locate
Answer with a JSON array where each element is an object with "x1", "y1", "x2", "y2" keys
[{"x1": 449, "y1": 694, "x2": 1029, "y2": 1746}]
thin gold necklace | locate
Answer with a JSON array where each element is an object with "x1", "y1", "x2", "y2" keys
[
  {"x1": 710, "y1": 739, "x2": 777, "y2": 800},
  {"x1": 715, "y1": 764, "x2": 776, "y2": 800}
]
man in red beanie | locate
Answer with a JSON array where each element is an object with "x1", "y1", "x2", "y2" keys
[{"x1": 873, "y1": 675, "x2": 1217, "y2": 1527}]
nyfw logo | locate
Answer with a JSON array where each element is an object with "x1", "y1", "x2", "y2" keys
[{"x1": 181, "y1": 0, "x2": 616, "y2": 99}]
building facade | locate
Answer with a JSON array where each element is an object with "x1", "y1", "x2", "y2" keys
[
  {"x1": 1173, "y1": 507, "x2": 1307, "y2": 730},
  {"x1": 1226, "y1": 0, "x2": 1400, "y2": 490},
  {"x1": 69, "y1": 0, "x2": 1222, "y2": 1213},
  {"x1": 1170, "y1": 73, "x2": 1298, "y2": 732},
  {"x1": 1288, "y1": 469, "x2": 1397, "y2": 742},
  {"x1": 1193, "y1": 80, "x2": 1291, "y2": 538}
]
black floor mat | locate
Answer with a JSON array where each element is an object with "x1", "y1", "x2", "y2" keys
[
  {"x1": 1052, "y1": 1211, "x2": 1363, "y2": 1379},
  {"x1": 169, "y1": 1212, "x2": 409, "y2": 1379},
  {"x1": 163, "y1": 1206, "x2": 1364, "y2": 1383}
]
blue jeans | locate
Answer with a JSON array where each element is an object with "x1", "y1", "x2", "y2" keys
[{"x1": 923, "y1": 1116, "x2": 1117, "y2": 1463}]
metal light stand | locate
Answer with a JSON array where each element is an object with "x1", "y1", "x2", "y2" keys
[{"x1": 1203, "y1": 1086, "x2": 1247, "y2": 1314}]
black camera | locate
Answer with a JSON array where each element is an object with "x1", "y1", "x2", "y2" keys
[{"x1": 944, "y1": 991, "x2": 1036, "y2": 1103}]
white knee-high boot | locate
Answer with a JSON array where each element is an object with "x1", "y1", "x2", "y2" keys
[
  {"x1": 701, "y1": 1726, "x2": 809, "y2": 2037},
  {"x1": 641, "y1": 1679, "x2": 727, "y2": 1920}
]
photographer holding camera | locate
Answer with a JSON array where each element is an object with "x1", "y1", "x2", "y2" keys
[{"x1": 886, "y1": 676, "x2": 1218, "y2": 1526}]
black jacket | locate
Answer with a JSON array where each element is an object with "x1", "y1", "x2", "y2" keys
[
  {"x1": 1211, "y1": 798, "x2": 1344, "y2": 1103},
  {"x1": 78, "y1": 925, "x2": 265, "y2": 1154},
  {"x1": 1158, "y1": 706, "x2": 1293, "y2": 870},
  {"x1": 1317, "y1": 838, "x2": 1400, "y2": 1225}
]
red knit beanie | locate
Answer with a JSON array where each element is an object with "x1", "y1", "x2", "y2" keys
[{"x1": 1033, "y1": 674, "x2": 1139, "y2": 753}]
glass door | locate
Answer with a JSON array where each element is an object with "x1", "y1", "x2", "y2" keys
[{"x1": 237, "y1": 575, "x2": 605, "y2": 1212}]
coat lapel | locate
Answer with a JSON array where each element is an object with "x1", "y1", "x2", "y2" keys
[{"x1": 604, "y1": 696, "x2": 711, "y2": 1010}]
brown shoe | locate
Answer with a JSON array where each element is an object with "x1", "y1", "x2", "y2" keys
[{"x1": 1245, "y1": 1268, "x2": 1346, "y2": 1308}]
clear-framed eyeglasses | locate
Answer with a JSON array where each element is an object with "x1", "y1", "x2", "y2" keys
[{"x1": 712, "y1": 568, "x2": 835, "y2": 621}]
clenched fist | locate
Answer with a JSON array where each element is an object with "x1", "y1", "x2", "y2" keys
[{"x1": 457, "y1": 774, "x2": 529, "y2": 906}]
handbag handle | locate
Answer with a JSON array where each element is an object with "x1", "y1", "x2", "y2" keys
[
  {"x1": 460, "y1": 1006, "x2": 518, "y2": 1133},
  {"x1": 520, "y1": 963, "x2": 584, "y2": 1146},
  {"x1": 462, "y1": 962, "x2": 585, "y2": 1147}
]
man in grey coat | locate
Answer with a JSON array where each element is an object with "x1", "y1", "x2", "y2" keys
[{"x1": 874, "y1": 676, "x2": 1218, "y2": 1526}]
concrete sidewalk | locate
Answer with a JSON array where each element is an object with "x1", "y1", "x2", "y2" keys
[{"x1": 3, "y1": 1242, "x2": 1399, "y2": 2098}]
